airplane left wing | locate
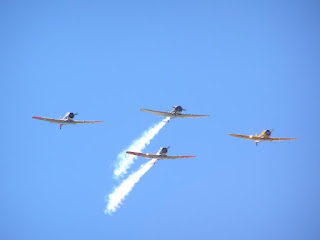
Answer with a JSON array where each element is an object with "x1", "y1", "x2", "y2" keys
[
  {"x1": 126, "y1": 151, "x2": 195, "y2": 160},
  {"x1": 175, "y1": 114, "x2": 210, "y2": 118},
  {"x1": 71, "y1": 120, "x2": 102, "y2": 124},
  {"x1": 159, "y1": 155, "x2": 196, "y2": 159},
  {"x1": 268, "y1": 137, "x2": 297, "y2": 141}
]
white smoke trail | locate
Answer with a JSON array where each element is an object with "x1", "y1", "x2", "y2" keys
[
  {"x1": 105, "y1": 158, "x2": 158, "y2": 215},
  {"x1": 114, "y1": 117, "x2": 170, "y2": 178}
]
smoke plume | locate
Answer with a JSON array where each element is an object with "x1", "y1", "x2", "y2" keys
[
  {"x1": 114, "y1": 117, "x2": 170, "y2": 178},
  {"x1": 105, "y1": 158, "x2": 158, "y2": 215}
]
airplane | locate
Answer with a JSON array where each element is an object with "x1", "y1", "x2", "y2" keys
[
  {"x1": 126, "y1": 146, "x2": 195, "y2": 164},
  {"x1": 140, "y1": 105, "x2": 209, "y2": 119},
  {"x1": 32, "y1": 112, "x2": 102, "y2": 129},
  {"x1": 229, "y1": 129, "x2": 297, "y2": 146}
]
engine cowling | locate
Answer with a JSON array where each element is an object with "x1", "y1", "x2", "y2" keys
[
  {"x1": 161, "y1": 147, "x2": 168, "y2": 154},
  {"x1": 69, "y1": 112, "x2": 75, "y2": 118},
  {"x1": 175, "y1": 106, "x2": 183, "y2": 112},
  {"x1": 265, "y1": 130, "x2": 271, "y2": 136}
]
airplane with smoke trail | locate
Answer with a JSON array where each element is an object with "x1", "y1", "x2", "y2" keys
[
  {"x1": 140, "y1": 105, "x2": 209, "y2": 119},
  {"x1": 126, "y1": 146, "x2": 195, "y2": 164},
  {"x1": 113, "y1": 117, "x2": 170, "y2": 177},
  {"x1": 32, "y1": 112, "x2": 102, "y2": 129}
]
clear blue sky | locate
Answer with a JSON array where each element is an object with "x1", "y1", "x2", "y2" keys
[{"x1": 1, "y1": 1, "x2": 319, "y2": 239}]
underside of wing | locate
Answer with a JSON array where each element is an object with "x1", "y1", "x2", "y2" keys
[
  {"x1": 160, "y1": 155, "x2": 196, "y2": 159},
  {"x1": 268, "y1": 137, "x2": 298, "y2": 141},
  {"x1": 126, "y1": 151, "x2": 195, "y2": 160},
  {"x1": 126, "y1": 151, "x2": 159, "y2": 159},
  {"x1": 176, "y1": 114, "x2": 210, "y2": 118},
  {"x1": 140, "y1": 109, "x2": 172, "y2": 117},
  {"x1": 71, "y1": 120, "x2": 102, "y2": 124},
  {"x1": 32, "y1": 116, "x2": 64, "y2": 124},
  {"x1": 229, "y1": 133, "x2": 261, "y2": 140}
]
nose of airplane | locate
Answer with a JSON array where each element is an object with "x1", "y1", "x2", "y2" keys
[{"x1": 175, "y1": 106, "x2": 183, "y2": 111}]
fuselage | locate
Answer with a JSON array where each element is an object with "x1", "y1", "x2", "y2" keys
[
  {"x1": 257, "y1": 129, "x2": 272, "y2": 139},
  {"x1": 170, "y1": 106, "x2": 183, "y2": 115},
  {"x1": 63, "y1": 112, "x2": 76, "y2": 121}
]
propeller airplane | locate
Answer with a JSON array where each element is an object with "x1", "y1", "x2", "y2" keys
[
  {"x1": 126, "y1": 146, "x2": 195, "y2": 164},
  {"x1": 32, "y1": 112, "x2": 102, "y2": 129},
  {"x1": 229, "y1": 129, "x2": 297, "y2": 146},
  {"x1": 140, "y1": 105, "x2": 209, "y2": 119}
]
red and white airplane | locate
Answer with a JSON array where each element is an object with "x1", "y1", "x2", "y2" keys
[
  {"x1": 126, "y1": 146, "x2": 195, "y2": 164},
  {"x1": 32, "y1": 112, "x2": 102, "y2": 129},
  {"x1": 229, "y1": 129, "x2": 297, "y2": 146}
]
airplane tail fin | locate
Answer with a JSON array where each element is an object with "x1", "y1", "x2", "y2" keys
[{"x1": 255, "y1": 133, "x2": 257, "y2": 137}]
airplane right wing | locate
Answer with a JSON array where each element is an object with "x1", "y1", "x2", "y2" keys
[
  {"x1": 126, "y1": 151, "x2": 160, "y2": 159},
  {"x1": 140, "y1": 109, "x2": 172, "y2": 117},
  {"x1": 32, "y1": 116, "x2": 65, "y2": 124},
  {"x1": 229, "y1": 133, "x2": 261, "y2": 140}
]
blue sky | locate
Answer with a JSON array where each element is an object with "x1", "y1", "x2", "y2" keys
[{"x1": 1, "y1": 1, "x2": 319, "y2": 239}]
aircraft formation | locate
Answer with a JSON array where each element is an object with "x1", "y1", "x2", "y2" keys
[
  {"x1": 33, "y1": 105, "x2": 297, "y2": 213},
  {"x1": 33, "y1": 105, "x2": 297, "y2": 154}
]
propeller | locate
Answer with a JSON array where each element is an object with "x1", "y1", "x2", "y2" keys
[
  {"x1": 265, "y1": 129, "x2": 274, "y2": 136},
  {"x1": 69, "y1": 112, "x2": 78, "y2": 118}
]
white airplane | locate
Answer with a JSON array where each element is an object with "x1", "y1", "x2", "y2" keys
[
  {"x1": 126, "y1": 146, "x2": 195, "y2": 164},
  {"x1": 229, "y1": 129, "x2": 297, "y2": 146},
  {"x1": 32, "y1": 112, "x2": 102, "y2": 129},
  {"x1": 140, "y1": 105, "x2": 209, "y2": 119}
]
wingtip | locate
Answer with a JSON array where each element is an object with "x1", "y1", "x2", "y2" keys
[{"x1": 32, "y1": 116, "x2": 41, "y2": 119}]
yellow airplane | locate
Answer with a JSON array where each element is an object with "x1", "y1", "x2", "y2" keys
[{"x1": 229, "y1": 129, "x2": 297, "y2": 146}]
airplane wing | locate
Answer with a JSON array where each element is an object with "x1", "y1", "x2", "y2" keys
[
  {"x1": 70, "y1": 120, "x2": 102, "y2": 124},
  {"x1": 268, "y1": 137, "x2": 297, "y2": 141},
  {"x1": 174, "y1": 114, "x2": 210, "y2": 118},
  {"x1": 32, "y1": 116, "x2": 102, "y2": 125},
  {"x1": 32, "y1": 116, "x2": 65, "y2": 124},
  {"x1": 229, "y1": 134, "x2": 297, "y2": 142},
  {"x1": 126, "y1": 151, "x2": 195, "y2": 160},
  {"x1": 229, "y1": 133, "x2": 261, "y2": 140},
  {"x1": 140, "y1": 109, "x2": 209, "y2": 118},
  {"x1": 140, "y1": 109, "x2": 172, "y2": 117}
]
